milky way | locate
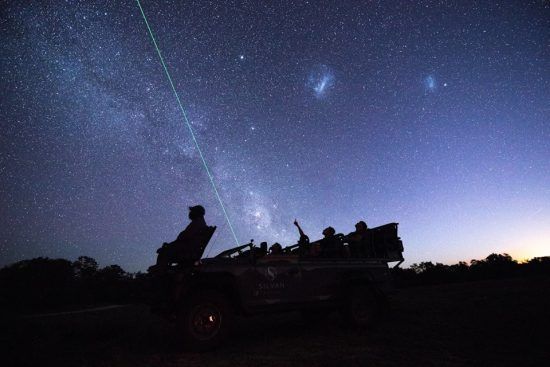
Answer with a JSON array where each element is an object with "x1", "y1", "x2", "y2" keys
[{"x1": 1, "y1": 1, "x2": 549, "y2": 271}]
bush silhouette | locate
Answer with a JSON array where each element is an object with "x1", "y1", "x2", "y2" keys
[
  {"x1": 392, "y1": 253, "x2": 548, "y2": 287},
  {"x1": 0, "y1": 256, "x2": 137, "y2": 313},
  {"x1": 0, "y1": 253, "x2": 548, "y2": 313}
]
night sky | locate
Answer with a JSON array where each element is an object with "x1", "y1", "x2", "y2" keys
[{"x1": 1, "y1": 1, "x2": 548, "y2": 271}]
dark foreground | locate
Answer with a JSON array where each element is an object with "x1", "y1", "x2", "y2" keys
[{"x1": 2, "y1": 277, "x2": 549, "y2": 367}]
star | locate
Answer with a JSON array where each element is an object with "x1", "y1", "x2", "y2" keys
[{"x1": 0, "y1": 0, "x2": 547, "y2": 272}]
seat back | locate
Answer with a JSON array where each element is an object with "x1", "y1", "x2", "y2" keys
[
  {"x1": 368, "y1": 223, "x2": 404, "y2": 262},
  {"x1": 196, "y1": 226, "x2": 216, "y2": 259},
  {"x1": 172, "y1": 226, "x2": 217, "y2": 264}
]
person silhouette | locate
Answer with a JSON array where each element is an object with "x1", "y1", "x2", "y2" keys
[
  {"x1": 347, "y1": 220, "x2": 371, "y2": 257},
  {"x1": 319, "y1": 226, "x2": 340, "y2": 257},
  {"x1": 294, "y1": 219, "x2": 311, "y2": 256},
  {"x1": 155, "y1": 205, "x2": 209, "y2": 269},
  {"x1": 269, "y1": 242, "x2": 283, "y2": 255},
  {"x1": 293, "y1": 219, "x2": 310, "y2": 243}
]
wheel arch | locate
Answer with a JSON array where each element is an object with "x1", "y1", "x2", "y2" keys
[{"x1": 339, "y1": 271, "x2": 388, "y2": 300}]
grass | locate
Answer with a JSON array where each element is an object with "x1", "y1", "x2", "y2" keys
[{"x1": 2, "y1": 277, "x2": 549, "y2": 367}]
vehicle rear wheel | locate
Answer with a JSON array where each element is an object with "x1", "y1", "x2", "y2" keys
[
  {"x1": 177, "y1": 290, "x2": 234, "y2": 351},
  {"x1": 340, "y1": 285, "x2": 383, "y2": 328}
]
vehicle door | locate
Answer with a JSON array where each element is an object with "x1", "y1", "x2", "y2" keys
[
  {"x1": 240, "y1": 255, "x2": 304, "y2": 309},
  {"x1": 299, "y1": 257, "x2": 349, "y2": 303}
]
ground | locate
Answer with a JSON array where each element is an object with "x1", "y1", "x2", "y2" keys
[{"x1": 2, "y1": 277, "x2": 549, "y2": 367}]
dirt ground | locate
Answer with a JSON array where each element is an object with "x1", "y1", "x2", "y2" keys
[{"x1": 2, "y1": 277, "x2": 549, "y2": 367}]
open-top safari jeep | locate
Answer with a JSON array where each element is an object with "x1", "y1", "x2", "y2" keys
[{"x1": 150, "y1": 223, "x2": 404, "y2": 350}]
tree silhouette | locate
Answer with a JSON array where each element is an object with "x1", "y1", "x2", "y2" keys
[
  {"x1": 0, "y1": 253, "x2": 548, "y2": 312},
  {"x1": 73, "y1": 256, "x2": 99, "y2": 279},
  {"x1": 97, "y1": 264, "x2": 128, "y2": 281},
  {"x1": 0, "y1": 257, "x2": 74, "y2": 311}
]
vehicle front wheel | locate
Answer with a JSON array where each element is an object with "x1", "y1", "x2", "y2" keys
[
  {"x1": 340, "y1": 285, "x2": 384, "y2": 328},
  {"x1": 177, "y1": 290, "x2": 234, "y2": 351}
]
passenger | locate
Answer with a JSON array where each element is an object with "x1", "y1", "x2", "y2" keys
[
  {"x1": 155, "y1": 205, "x2": 209, "y2": 270},
  {"x1": 347, "y1": 221, "x2": 372, "y2": 257},
  {"x1": 259, "y1": 242, "x2": 268, "y2": 256},
  {"x1": 293, "y1": 219, "x2": 311, "y2": 256},
  {"x1": 322, "y1": 226, "x2": 336, "y2": 239},
  {"x1": 319, "y1": 226, "x2": 341, "y2": 257},
  {"x1": 269, "y1": 242, "x2": 283, "y2": 255},
  {"x1": 293, "y1": 219, "x2": 310, "y2": 243}
]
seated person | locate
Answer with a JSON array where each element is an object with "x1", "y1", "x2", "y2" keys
[
  {"x1": 347, "y1": 221, "x2": 372, "y2": 257},
  {"x1": 318, "y1": 226, "x2": 343, "y2": 257},
  {"x1": 269, "y1": 242, "x2": 283, "y2": 255},
  {"x1": 155, "y1": 205, "x2": 209, "y2": 269},
  {"x1": 294, "y1": 219, "x2": 311, "y2": 256},
  {"x1": 259, "y1": 242, "x2": 268, "y2": 257}
]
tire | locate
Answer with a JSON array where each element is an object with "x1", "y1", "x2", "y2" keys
[
  {"x1": 177, "y1": 290, "x2": 234, "y2": 351},
  {"x1": 339, "y1": 285, "x2": 384, "y2": 328}
]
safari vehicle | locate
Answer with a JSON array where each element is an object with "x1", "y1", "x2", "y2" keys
[{"x1": 152, "y1": 223, "x2": 404, "y2": 350}]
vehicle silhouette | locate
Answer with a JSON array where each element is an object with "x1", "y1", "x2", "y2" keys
[{"x1": 149, "y1": 222, "x2": 404, "y2": 350}]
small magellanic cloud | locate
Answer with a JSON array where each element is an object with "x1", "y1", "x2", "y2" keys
[
  {"x1": 307, "y1": 65, "x2": 335, "y2": 99},
  {"x1": 424, "y1": 75, "x2": 436, "y2": 92}
]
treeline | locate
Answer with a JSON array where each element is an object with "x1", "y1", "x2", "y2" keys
[
  {"x1": 0, "y1": 256, "x2": 149, "y2": 313},
  {"x1": 1, "y1": 253, "x2": 549, "y2": 313},
  {"x1": 392, "y1": 253, "x2": 550, "y2": 287}
]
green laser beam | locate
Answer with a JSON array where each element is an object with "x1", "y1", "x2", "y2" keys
[{"x1": 136, "y1": 0, "x2": 240, "y2": 246}]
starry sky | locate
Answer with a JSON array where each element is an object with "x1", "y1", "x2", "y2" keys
[{"x1": 1, "y1": 1, "x2": 549, "y2": 271}]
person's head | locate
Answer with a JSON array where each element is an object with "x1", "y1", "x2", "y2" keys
[
  {"x1": 355, "y1": 221, "x2": 368, "y2": 232},
  {"x1": 270, "y1": 242, "x2": 282, "y2": 254},
  {"x1": 322, "y1": 226, "x2": 335, "y2": 238},
  {"x1": 188, "y1": 205, "x2": 206, "y2": 220}
]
